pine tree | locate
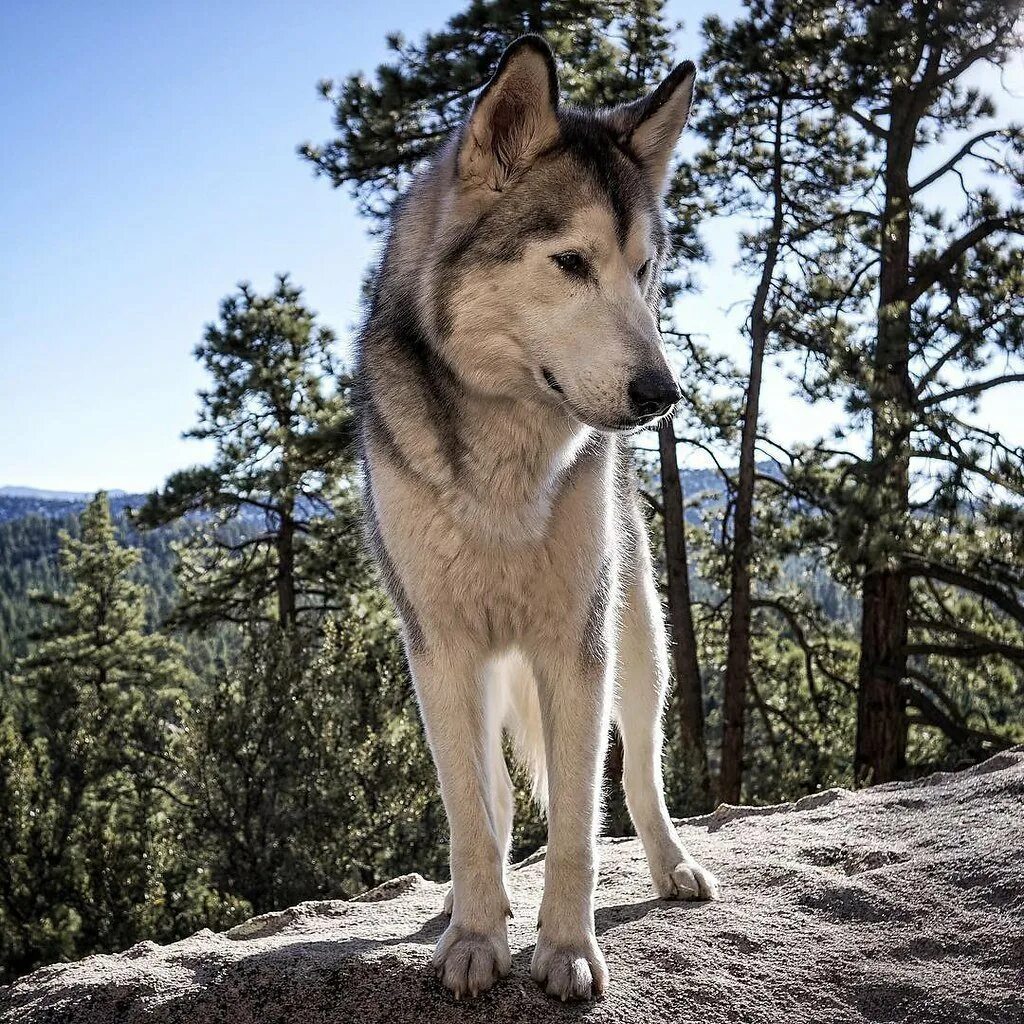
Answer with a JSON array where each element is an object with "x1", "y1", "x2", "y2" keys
[
  {"x1": 136, "y1": 276, "x2": 361, "y2": 632},
  {"x1": 763, "y1": 0, "x2": 1024, "y2": 781},
  {"x1": 694, "y1": 0, "x2": 870, "y2": 801},
  {"x1": 131, "y1": 275, "x2": 467, "y2": 915},
  {"x1": 656, "y1": 404, "x2": 712, "y2": 807},
  {"x1": 302, "y1": 1, "x2": 677, "y2": 225},
  {"x1": 188, "y1": 610, "x2": 447, "y2": 912},
  {"x1": 301, "y1": 0, "x2": 713, "y2": 810},
  {"x1": 0, "y1": 494, "x2": 227, "y2": 979}
]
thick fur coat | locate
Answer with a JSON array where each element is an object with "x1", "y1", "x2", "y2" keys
[{"x1": 355, "y1": 35, "x2": 717, "y2": 1001}]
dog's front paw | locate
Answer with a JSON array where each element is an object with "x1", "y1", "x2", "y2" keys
[
  {"x1": 653, "y1": 855, "x2": 719, "y2": 901},
  {"x1": 531, "y1": 930, "x2": 608, "y2": 1001},
  {"x1": 433, "y1": 922, "x2": 511, "y2": 998}
]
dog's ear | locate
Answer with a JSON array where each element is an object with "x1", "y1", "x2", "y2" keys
[
  {"x1": 458, "y1": 35, "x2": 560, "y2": 191},
  {"x1": 607, "y1": 62, "x2": 696, "y2": 194}
]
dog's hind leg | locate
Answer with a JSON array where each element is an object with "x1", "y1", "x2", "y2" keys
[
  {"x1": 616, "y1": 530, "x2": 719, "y2": 902},
  {"x1": 443, "y1": 670, "x2": 515, "y2": 917},
  {"x1": 409, "y1": 646, "x2": 512, "y2": 998},
  {"x1": 503, "y1": 652, "x2": 548, "y2": 807},
  {"x1": 488, "y1": 655, "x2": 519, "y2": 868}
]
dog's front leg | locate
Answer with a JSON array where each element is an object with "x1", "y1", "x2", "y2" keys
[
  {"x1": 410, "y1": 647, "x2": 512, "y2": 998},
  {"x1": 531, "y1": 651, "x2": 612, "y2": 1001}
]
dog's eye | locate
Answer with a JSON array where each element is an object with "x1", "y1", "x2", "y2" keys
[
  {"x1": 637, "y1": 260, "x2": 652, "y2": 283},
  {"x1": 552, "y1": 251, "x2": 589, "y2": 278}
]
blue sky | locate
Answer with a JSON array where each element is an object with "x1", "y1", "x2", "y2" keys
[
  {"x1": 0, "y1": 1, "x2": 1017, "y2": 492},
  {"x1": 1, "y1": 1, "x2": 444, "y2": 491}
]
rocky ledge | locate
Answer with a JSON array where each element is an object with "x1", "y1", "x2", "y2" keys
[{"x1": 3, "y1": 749, "x2": 1023, "y2": 1023}]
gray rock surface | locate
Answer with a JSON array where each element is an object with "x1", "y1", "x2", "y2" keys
[{"x1": 3, "y1": 749, "x2": 1023, "y2": 1024}]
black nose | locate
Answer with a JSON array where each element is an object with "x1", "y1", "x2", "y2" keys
[{"x1": 628, "y1": 370, "x2": 681, "y2": 421}]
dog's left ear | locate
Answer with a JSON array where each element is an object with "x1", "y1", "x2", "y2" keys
[
  {"x1": 458, "y1": 35, "x2": 561, "y2": 192},
  {"x1": 607, "y1": 62, "x2": 697, "y2": 193}
]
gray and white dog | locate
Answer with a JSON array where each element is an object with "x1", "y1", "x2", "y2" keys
[{"x1": 356, "y1": 34, "x2": 718, "y2": 1002}]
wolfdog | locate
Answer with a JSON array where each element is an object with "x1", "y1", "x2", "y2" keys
[{"x1": 356, "y1": 34, "x2": 718, "y2": 1001}]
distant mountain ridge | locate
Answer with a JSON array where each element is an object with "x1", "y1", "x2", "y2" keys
[
  {"x1": 0, "y1": 486, "x2": 130, "y2": 501},
  {"x1": 0, "y1": 489, "x2": 144, "y2": 525},
  {"x1": 0, "y1": 467, "x2": 739, "y2": 527},
  {"x1": 0, "y1": 463, "x2": 855, "y2": 669}
]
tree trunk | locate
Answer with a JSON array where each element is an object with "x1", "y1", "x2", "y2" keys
[
  {"x1": 277, "y1": 507, "x2": 297, "y2": 629},
  {"x1": 657, "y1": 418, "x2": 710, "y2": 810},
  {"x1": 719, "y1": 96, "x2": 785, "y2": 806},
  {"x1": 856, "y1": 569, "x2": 910, "y2": 782},
  {"x1": 855, "y1": 99, "x2": 915, "y2": 785},
  {"x1": 718, "y1": 337, "x2": 767, "y2": 806}
]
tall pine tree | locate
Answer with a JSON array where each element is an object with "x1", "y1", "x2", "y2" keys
[
  {"x1": 136, "y1": 276, "x2": 361, "y2": 633},
  {"x1": 766, "y1": 0, "x2": 1024, "y2": 781},
  {"x1": 695, "y1": 0, "x2": 870, "y2": 800}
]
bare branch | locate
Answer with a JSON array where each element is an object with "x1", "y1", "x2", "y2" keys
[
  {"x1": 920, "y1": 373, "x2": 1024, "y2": 408},
  {"x1": 911, "y1": 128, "x2": 1017, "y2": 194}
]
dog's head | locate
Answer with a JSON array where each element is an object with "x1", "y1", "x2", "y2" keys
[{"x1": 429, "y1": 35, "x2": 695, "y2": 432}]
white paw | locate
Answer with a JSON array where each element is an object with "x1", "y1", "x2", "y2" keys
[
  {"x1": 531, "y1": 930, "x2": 608, "y2": 1001},
  {"x1": 433, "y1": 922, "x2": 511, "y2": 998},
  {"x1": 653, "y1": 856, "x2": 719, "y2": 901}
]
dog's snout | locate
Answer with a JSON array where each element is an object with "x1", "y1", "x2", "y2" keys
[{"x1": 628, "y1": 369, "x2": 681, "y2": 422}]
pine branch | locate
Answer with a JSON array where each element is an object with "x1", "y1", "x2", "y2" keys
[
  {"x1": 905, "y1": 214, "x2": 1023, "y2": 304},
  {"x1": 920, "y1": 373, "x2": 1024, "y2": 408},
  {"x1": 639, "y1": 489, "x2": 664, "y2": 519},
  {"x1": 751, "y1": 597, "x2": 824, "y2": 717},
  {"x1": 748, "y1": 677, "x2": 814, "y2": 743},
  {"x1": 845, "y1": 105, "x2": 888, "y2": 140},
  {"x1": 752, "y1": 596, "x2": 855, "y2": 698},
  {"x1": 905, "y1": 557, "x2": 1024, "y2": 629},
  {"x1": 905, "y1": 638, "x2": 1024, "y2": 662},
  {"x1": 933, "y1": 32, "x2": 1017, "y2": 89},
  {"x1": 902, "y1": 671, "x2": 1011, "y2": 750},
  {"x1": 910, "y1": 128, "x2": 1017, "y2": 194}
]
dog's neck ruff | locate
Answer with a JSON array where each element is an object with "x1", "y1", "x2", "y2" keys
[{"x1": 359, "y1": 304, "x2": 603, "y2": 547}]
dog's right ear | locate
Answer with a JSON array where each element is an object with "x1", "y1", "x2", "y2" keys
[{"x1": 458, "y1": 35, "x2": 560, "y2": 192}]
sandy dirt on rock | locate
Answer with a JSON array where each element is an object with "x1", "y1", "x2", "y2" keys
[{"x1": 2, "y1": 748, "x2": 1023, "y2": 1023}]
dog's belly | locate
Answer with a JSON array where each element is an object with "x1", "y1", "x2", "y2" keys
[{"x1": 368, "y1": 445, "x2": 616, "y2": 655}]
